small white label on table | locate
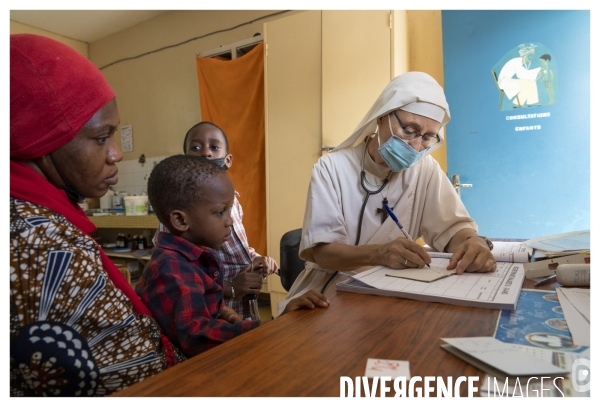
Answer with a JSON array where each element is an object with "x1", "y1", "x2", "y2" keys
[{"x1": 365, "y1": 358, "x2": 410, "y2": 379}]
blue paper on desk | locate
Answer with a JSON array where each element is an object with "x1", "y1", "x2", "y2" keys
[{"x1": 494, "y1": 289, "x2": 588, "y2": 353}]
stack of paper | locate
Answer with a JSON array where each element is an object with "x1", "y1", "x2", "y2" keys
[
  {"x1": 556, "y1": 287, "x2": 590, "y2": 347},
  {"x1": 337, "y1": 258, "x2": 524, "y2": 310},
  {"x1": 427, "y1": 241, "x2": 533, "y2": 263},
  {"x1": 521, "y1": 230, "x2": 590, "y2": 279},
  {"x1": 441, "y1": 337, "x2": 568, "y2": 377},
  {"x1": 441, "y1": 337, "x2": 571, "y2": 397},
  {"x1": 524, "y1": 230, "x2": 590, "y2": 257}
]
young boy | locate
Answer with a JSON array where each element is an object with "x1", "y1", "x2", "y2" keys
[
  {"x1": 138, "y1": 155, "x2": 329, "y2": 357},
  {"x1": 154, "y1": 122, "x2": 276, "y2": 320}
]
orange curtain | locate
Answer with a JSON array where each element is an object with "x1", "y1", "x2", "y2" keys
[{"x1": 196, "y1": 42, "x2": 266, "y2": 256}]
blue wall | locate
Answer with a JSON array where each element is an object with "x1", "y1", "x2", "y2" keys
[{"x1": 442, "y1": 10, "x2": 590, "y2": 239}]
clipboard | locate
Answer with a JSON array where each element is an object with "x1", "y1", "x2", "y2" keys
[{"x1": 524, "y1": 253, "x2": 590, "y2": 279}]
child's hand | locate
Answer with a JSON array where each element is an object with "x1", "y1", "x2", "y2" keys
[
  {"x1": 217, "y1": 306, "x2": 243, "y2": 323},
  {"x1": 282, "y1": 290, "x2": 329, "y2": 315}
]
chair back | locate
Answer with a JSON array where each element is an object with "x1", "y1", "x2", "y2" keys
[
  {"x1": 491, "y1": 69, "x2": 501, "y2": 90},
  {"x1": 279, "y1": 228, "x2": 305, "y2": 292}
]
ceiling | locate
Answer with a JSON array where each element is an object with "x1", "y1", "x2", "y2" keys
[{"x1": 10, "y1": 10, "x2": 168, "y2": 43}]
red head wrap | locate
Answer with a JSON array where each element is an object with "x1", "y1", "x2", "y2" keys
[
  {"x1": 9, "y1": 35, "x2": 164, "y2": 327},
  {"x1": 10, "y1": 34, "x2": 115, "y2": 159}
]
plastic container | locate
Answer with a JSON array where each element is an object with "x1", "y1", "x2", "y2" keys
[
  {"x1": 100, "y1": 189, "x2": 114, "y2": 209},
  {"x1": 556, "y1": 264, "x2": 590, "y2": 287},
  {"x1": 124, "y1": 195, "x2": 149, "y2": 216}
]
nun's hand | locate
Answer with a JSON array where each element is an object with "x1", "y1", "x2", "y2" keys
[
  {"x1": 378, "y1": 238, "x2": 432, "y2": 269},
  {"x1": 447, "y1": 239, "x2": 496, "y2": 274}
]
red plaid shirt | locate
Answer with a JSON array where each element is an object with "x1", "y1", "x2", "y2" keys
[
  {"x1": 155, "y1": 193, "x2": 260, "y2": 318},
  {"x1": 136, "y1": 232, "x2": 260, "y2": 357}
]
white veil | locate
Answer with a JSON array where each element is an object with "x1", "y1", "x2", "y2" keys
[{"x1": 332, "y1": 72, "x2": 451, "y2": 156}]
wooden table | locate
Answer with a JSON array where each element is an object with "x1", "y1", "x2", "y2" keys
[{"x1": 115, "y1": 278, "x2": 556, "y2": 397}]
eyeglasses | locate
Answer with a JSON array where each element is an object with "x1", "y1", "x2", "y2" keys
[{"x1": 392, "y1": 111, "x2": 441, "y2": 147}]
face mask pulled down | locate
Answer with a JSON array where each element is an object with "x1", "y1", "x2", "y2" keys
[
  {"x1": 377, "y1": 113, "x2": 428, "y2": 172},
  {"x1": 211, "y1": 157, "x2": 228, "y2": 170}
]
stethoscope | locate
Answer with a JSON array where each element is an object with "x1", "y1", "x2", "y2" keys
[
  {"x1": 356, "y1": 135, "x2": 393, "y2": 245},
  {"x1": 320, "y1": 136, "x2": 392, "y2": 294}
]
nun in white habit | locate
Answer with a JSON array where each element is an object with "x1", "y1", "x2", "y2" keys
[{"x1": 278, "y1": 72, "x2": 496, "y2": 314}]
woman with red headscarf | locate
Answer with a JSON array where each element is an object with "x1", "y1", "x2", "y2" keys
[{"x1": 10, "y1": 34, "x2": 184, "y2": 397}]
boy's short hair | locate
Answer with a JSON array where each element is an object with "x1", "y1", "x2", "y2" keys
[
  {"x1": 148, "y1": 154, "x2": 225, "y2": 226},
  {"x1": 540, "y1": 54, "x2": 551, "y2": 62},
  {"x1": 182, "y1": 121, "x2": 229, "y2": 154}
]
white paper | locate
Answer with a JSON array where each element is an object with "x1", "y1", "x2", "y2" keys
[
  {"x1": 428, "y1": 241, "x2": 532, "y2": 263},
  {"x1": 386, "y1": 267, "x2": 455, "y2": 282},
  {"x1": 556, "y1": 288, "x2": 590, "y2": 346},
  {"x1": 347, "y1": 258, "x2": 524, "y2": 309},
  {"x1": 524, "y1": 230, "x2": 590, "y2": 252},
  {"x1": 441, "y1": 337, "x2": 568, "y2": 376},
  {"x1": 484, "y1": 346, "x2": 591, "y2": 397},
  {"x1": 558, "y1": 287, "x2": 590, "y2": 321},
  {"x1": 121, "y1": 125, "x2": 133, "y2": 152},
  {"x1": 365, "y1": 358, "x2": 410, "y2": 379}
]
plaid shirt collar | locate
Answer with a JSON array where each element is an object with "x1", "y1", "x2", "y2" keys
[{"x1": 154, "y1": 232, "x2": 211, "y2": 262}]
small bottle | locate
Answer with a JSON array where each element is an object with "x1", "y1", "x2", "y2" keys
[
  {"x1": 127, "y1": 234, "x2": 133, "y2": 249},
  {"x1": 116, "y1": 233, "x2": 123, "y2": 248},
  {"x1": 139, "y1": 235, "x2": 147, "y2": 250}
]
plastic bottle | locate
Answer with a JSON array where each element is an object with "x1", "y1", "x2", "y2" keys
[{"x1": 100, "y1": 188, "x2": 114, "y2": 210}]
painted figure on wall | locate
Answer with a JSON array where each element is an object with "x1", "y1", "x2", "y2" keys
[
  {"x1": 497, "y1": 44, "x2": 541, "y2": 108},
  {"x1": 538, "y1": 54, "x2": 555, "y2": 105},
  {"x1": 492, "y1": 43, "x2": 558, "y2": 110}
]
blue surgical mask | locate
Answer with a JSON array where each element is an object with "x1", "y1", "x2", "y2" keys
[
  {"x1": 377, "y1": 114, "x2": 428, "y2": 172},
  {"x1": 211, "y1": 157, "x2": 229, "y2": 170}
]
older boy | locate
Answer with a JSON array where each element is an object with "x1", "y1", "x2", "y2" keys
[
  {"x1": 139, "y1": 155, "x2": 328, "y2": 357},
  {"x1": 155, "y1": 122, "x2": 276, "y2": 320}
]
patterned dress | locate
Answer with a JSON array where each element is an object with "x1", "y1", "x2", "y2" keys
[{"x1": 9, "y1": 198, "x2": 185, "y2": 396}]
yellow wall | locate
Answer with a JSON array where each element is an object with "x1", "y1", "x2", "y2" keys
[
  {"x1": 10, "y1": 20, "x2": 89, "y2": 57},
  {"x1": 406, "y1": 10, "x2": 447, "y2": 173},
  {"x1": 88, "y1": 10, "x2": 296, "y2": 162},
  {"x1": 11, "y1": 11, "x2": 446, "y2": 171}
]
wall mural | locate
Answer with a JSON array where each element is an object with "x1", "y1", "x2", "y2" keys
[{"x1": 493, "y1": 43, "x2": 558, "y2": 110}]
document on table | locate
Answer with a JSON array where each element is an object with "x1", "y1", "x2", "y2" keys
[
  {"x1": 386, "y1": 267, "x2": 455, "y2": 282},
  {"x1": 337, "y1": 258, "x2": 524, "y2": 310},
  {"x1": 441, "y1": 337, "x2": 568, "y2": 377},
  {"x1": 524, "y1": 230, "x2": 590, "y2": 253},
  {"x1": 556, "y1": 287, "x2": 590, "y2": 346},
  {"x1": 559, "y1": 287, "x2": 590, "y2": 321},
  {"x1": 426, "y1": 241, "x2": 532, "y2": 263}
]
